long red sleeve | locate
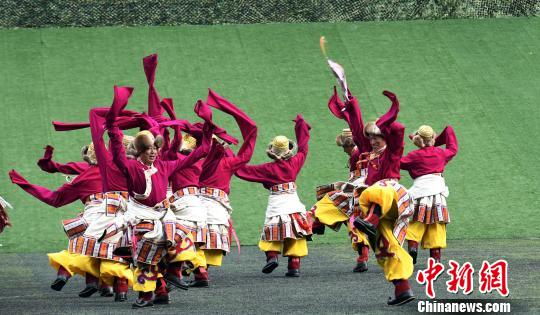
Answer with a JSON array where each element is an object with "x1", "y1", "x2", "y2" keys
[
  {"x1": 235, "y1": 115, "x2": 309, "y2": 189},
  {"x1": 341, "y1": 95, "x2": 371, "y2": 154},
  {"x1": 105, "y1": 86, "x2": 135, "y2": 178},
  {"x1": 9, "y1": 167, "x2": 102, "y2": 207},
  {"x1": 206, "y1": 89, "x2": 257, "y2": 170},
  {"x1": 434, "y1": 125, "x2": 459, "y2": 162},
  {"x1": 199, "y1": 90, "x2": 257, "y2": 194},
  {"x1": 37, "y1": 145, "x2": 89, "y2": 175},
  {"x1": 376, "y1": 91, "x2": 400, "y2": 133},
  {"x1": 144, "y1": 54, "x2": 165, "y2": 121},
  {"x1": 290, "y1": 114, "x2": 310, "y2": 170},
  {"x1": 89, "y1": 107, "x2": 131, "y2": 192}
]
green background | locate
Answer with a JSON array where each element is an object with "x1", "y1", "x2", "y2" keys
[{"x1": 1, "y1": 17, "x2": 539, "y2": 252}]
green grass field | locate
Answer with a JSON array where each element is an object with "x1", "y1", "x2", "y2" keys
[{"x1": 0, "y1": 17, "x2": 539, "y2": 253}]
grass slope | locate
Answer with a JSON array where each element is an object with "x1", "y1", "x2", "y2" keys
[{"x1": 0, "y1": 17, "x2": 538, "y2": 252}]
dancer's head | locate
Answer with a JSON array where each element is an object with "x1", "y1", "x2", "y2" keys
[
  {"x1": 180, "y1": 134, "x2": 197, "y2": 154},
  {"x1": 133, "y1": 130, "x2": 163, "y2": 165},
  {"x1": 267, "y1": 135, "x2": 297, "y2": 161},
  {"x1": 364, "y1": 121, "x2": 386, "y2": 151},
  {"x1": 81, "y1": 142, "x2": 97, "y2": 165},
  {"x1": 336, "y1": 128, "x2": 355, "y2": 156},
  {"x1": 412, "y1": 125, "x2": 435, "y2": 148}
]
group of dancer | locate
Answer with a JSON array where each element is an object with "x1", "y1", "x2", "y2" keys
[{"x1": 6, "y1": 53, "x2": 458, "y2": 308}]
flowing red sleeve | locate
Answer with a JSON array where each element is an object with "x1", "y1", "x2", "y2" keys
[
  {"x1": 385, "y1": 122, "x2": 405, "y2": 166},
  {"x1": 105, "y1": 86, "x2": 135, "y2": 176},
  {"x1": 235, "y1": 164, "x2": 272, "y2": 183},
  {"x1": 143, "y1": 54, "x2": 165, "y2": 120},
  {"x1": 435, "y1": 125, "x2": 458, "y2": 162},
  {"x1": 342, "y1": 94, "x2": 371, "y2": 153},
  {"x1": 9, "y1": 170, "x2": 82, "y2": 207},
  {"x1": 166, "y1": 121, "x2": 214, "y2": 176},
  {"x1": 376, "y1": 91, "x2": 400, "y2": 134},
  {"x1": 199, "y1": 140, "x2": 226, "y2": 182},
  {"x1": 400, "y1": 150, "x2": 414, "y2": 171},
  {"x1": 89, "y1": 108, "x2": 114, "y2": 190},
  {"x1": 37, "y1": 145, "x2": 89, "y2": 175},
  {"x1": 290, "y1": 114, "x2": 311, "y2": 170},
  {"x1": 206, "y1": 89, "x2": 257, "y2": 171}
]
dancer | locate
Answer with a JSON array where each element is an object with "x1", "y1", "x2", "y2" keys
[
  {"x1": 348, "y1": 90, "x2": 416, "y2": 306},
  {"x1": 401, "y1": 125, "x2": 458, "y2": 264},
  {"x1": 310, "y1": 88, "x2": 373, "y2": 273},
  {"x1": 9, "y1": 144, "x2": 104, "y2": 296},
  {"x1": 104, "y1": 86, "x2": 213, "y2": 308},
  {"x1": 236, "y1": 114, "x2": 311, "y2": 277},
  {"x1": 195, "y1": 89, "x2": 257, "y2": 284}
]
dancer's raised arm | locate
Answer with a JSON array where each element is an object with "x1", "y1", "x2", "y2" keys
[{"x1": 37, "y1": 145, "x2": 89, "y2": 175}]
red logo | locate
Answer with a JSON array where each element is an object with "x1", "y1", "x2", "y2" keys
[
  {"x1": 479, "y1": 260, "x2": 509, "y2": 297},
  {"x1": 416, "y1": 259, "x2": 509, "y2": 298},
  {"x1": 446, "y1": 260, "x2": 474, "y2": 295},
  {"x1": 416, "y1": 257, "x2": 445, "y2": 298}
]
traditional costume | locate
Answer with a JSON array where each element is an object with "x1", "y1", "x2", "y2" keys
[
  {"x1": 104, "y1": 86, "x2": 213, "y2": 308},
  {"x1": 349, "y1": 91, "x2": 416, "y2": 306},
  {"x1": 401, "y1": 125, "x2": 458, "y2": 263},
  {"x1": 9, "y1": 150, "x2": 104, "y2": 296},
  {"x1": 236, "y1": 114, "x2": 311, "y2": 277},
  {"x1": 197, "y1": 89, "x2": 257, "y2": 277},
  {"x1": 310, "y1": 88, "x2": 376, "y2": 273}
]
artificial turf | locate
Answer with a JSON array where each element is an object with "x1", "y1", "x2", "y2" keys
[{"x1": 0, "y1": 17, "x2": 538, "y2": 253}]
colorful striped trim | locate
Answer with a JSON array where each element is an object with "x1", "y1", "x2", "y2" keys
[
  {"x1": 85, "y1": 193, "x2": 105, "y2": 205},
  {"x1": 269, "y1": 182, "x2": 297, "y2": 195},
  {"x1": 412, "y1": 194, "x2": 450, "y2": 224},
  {"x1": 134, "y1": 222, "x2": 155, "y2": 234},
  {"x1": 67, "y1": 235, "x2": 124, "y2": 262},
  {"x1": 200, "y1": 187, "x2": 229, "y2": 203},
  {"x1": 164, "y1": 221, "x2": 176, "y2": 245},
  {"x1": 202, "y1": 224, "x2": 230, "y2": 251},
  {"x1": 383, "y1": 180, "x2": 414, "y2": 246},
  {"x1": 175, "y1": 222, "x2": 207, "y2": 244},
  {"x1": 62, "y1": 217, "x2": 88, "y2": 238},
  {"x1": 328, "y1": 191, "x2": 354, "y2": 217},
  {"x1": 134, "y1": 239, "x2": 167, "y2": 265},
  {"x1": 169, "y1": 187, "x2": 199, "y2": 204},
  {"x1": 315, "y1": 184, "x2": 337, "y2": 201},
  {"x1": 104, "y1": 191, "x2": 129, "y2": 216},
  {"x1": 261, "y1": 212, "x2": 312, "y2": 241}
]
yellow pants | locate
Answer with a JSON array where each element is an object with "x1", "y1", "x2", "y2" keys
[
  {"x1": 258, "y1": 238, "x2": 308, "y2": 257},
  {"x1": 314, "y1": 194, "x2": 370, "y2": 251},
  {"x1": 406, "y1": 221, "x2": 447, "y2": 249},
  {"x1": 191, "y1": 245, "x2": 207, "y2": 269},
  {"x1": 314, "y1": 195, "x2": 348, "y2": 226},
  {"x1": 100, "y1": 260, "x2": 134, "y2": 286},
  {"x1": 67, "y1": 254, "x2": 101, "y2": 278},
  {"x1": 204, "y1": 249, "x2": 224, "y2": 267},
  {"x1": 48, "y1": 250, "x2": 79, "y2": 276},
  {"x1": 358, "y1": 183, "x2": 413, "y2": 282},
  {"x1": 169, "y1": 235, "x2": 198, "y2": 265},
  {"x1": 133, "y1": 266, "x2": 160, "y2": 292}
]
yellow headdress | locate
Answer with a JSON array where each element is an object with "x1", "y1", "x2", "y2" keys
[
  {"x1": 267, "y1": 135, "x2": 297, "y2": 160},
  {"x1": 180, "y1": 134, "x2": 197, "y2": 152}
]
